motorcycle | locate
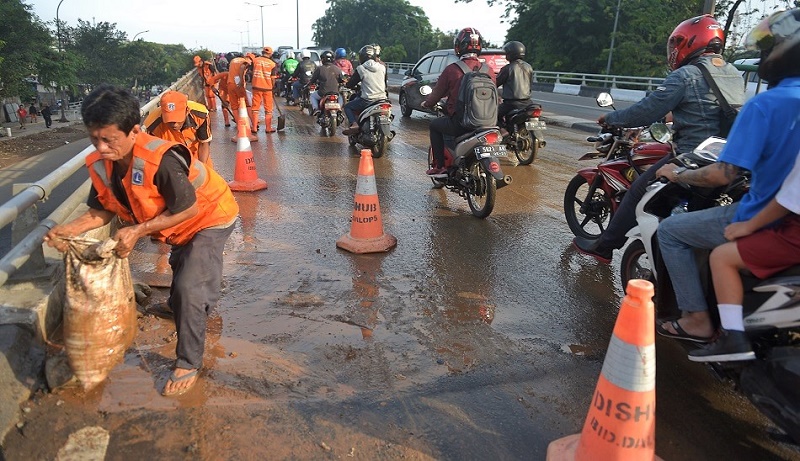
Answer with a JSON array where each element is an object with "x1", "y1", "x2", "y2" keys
[
  {"x1": 564, "y1": 94, "x2": 671, "y2": 240},
  {"x1": 315, "y1": 92, "x2": 344, "y2": 137},
  {"x1": 620, "y1": 133, "x2": 800, "y2": 444},
  {"x1": 299, "y1": 83, "x2": 317, "y2": 115},
  {"x1": 285, "y1": 76, "x2": 298, "y2": 105},
  {"x1": 500, "y1": 102, "x2": 546, "y2": 165},
  {"x1": 423, "y1": 86, "x2": 512, "y2": 219},
  {"x1": 346, "y1": 97, "x2": 395, "y2": 158}
]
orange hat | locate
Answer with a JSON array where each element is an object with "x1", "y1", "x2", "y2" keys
[
  {"x1": 193, "y1": 55, "x2": 202, "y2": 66},
  {"x1": 262, "y1": 46, "x2": 273, "y2": 56},
  {"x1": 245, "y1": 52, "x2": 256, "y2": 61},
  {"x1": 160, "y1": 91, "x2": 188, "y2": 123}
]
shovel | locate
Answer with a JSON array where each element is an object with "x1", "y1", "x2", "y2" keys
[
  {"x1": 273, "y1": 98, "x2": 286, "y2": 131},
  {"x1": 210, "y1": 85, "x2": 236, "y2": 121}
]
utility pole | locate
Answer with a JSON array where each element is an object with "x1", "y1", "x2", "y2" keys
[
  {"x1": 56, "y1": 0, "x2": 69, "y2": 122},
  {"x1": 703, "y1": 0, "x2": 716, "y2": 14}
]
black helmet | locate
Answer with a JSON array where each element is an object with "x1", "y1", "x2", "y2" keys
[
  {"x1": 271, "y1": 51, "x2": 281, "y2": 60},
  {"x1": 746, "y1": 8, "x2": 800, "y2": 83},
  {"x1": 503, "y1": 41, "x2": 525, "y2": 61},
  {"x1": 321, "y1": 50, "x2": 334, "y2": 64},
  {"x1": 358, "y1": 45, "x2": 376, "y2": 64},
  {"x1": 454, "y1": 27, "x2": 482, "y2": 56}
]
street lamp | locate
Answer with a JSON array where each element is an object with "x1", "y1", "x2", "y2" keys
[
  {"x1": 604, "y1": 0, "x2": 622, "y2": 76},
  {"x1": 56, "y1": 0, "x2": 69, "y2": 122},
  {"x1": 238, "y1": 19, "x2": 257, "y2": 47},
  {"x1": 132, "y1": 30, "x2": 148, "y2": 41},
  {"x1": 244, "y1": 2, "x2": 277, "y2": 48}
]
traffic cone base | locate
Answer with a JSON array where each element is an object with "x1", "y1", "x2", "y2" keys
[
  {"x1": 228, "y1": 98, "x2": 267, "y2": 192},
  {"x1": 547, "y1": 279, "x2": 661, "y2": 461},
  {"x1": 337, "y1": 149, "x2": 396, "y2": 254}
]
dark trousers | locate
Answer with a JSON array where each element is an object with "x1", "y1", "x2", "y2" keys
[
  {"x1": 598, "y1": 154, "x2": 675, "y2": 250},
  {"x1": 169, "y1": 224, "x2": 234, "y2": 370},
  {"x1": 43, "y1": 115, "x2": 52, "y2": 128},
  {"x1": 498, "y1": 99, "x2": 532, "y2": 126},
  {"x1": 344, "y1": 96, "x2": 371, "y2": 125},
  {"x1": 430, "y1": 116, "x2": 469, "y2": 168}
]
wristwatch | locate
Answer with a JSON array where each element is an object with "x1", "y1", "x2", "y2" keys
[{"x1": 673, "y1": 166, "x2": 687, "y2": 181}]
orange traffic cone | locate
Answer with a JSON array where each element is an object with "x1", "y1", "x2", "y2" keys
[
  {"x1": 231, "y1": 97, "x2": 257, "y2": 143},
  {"x1": 336, "y1": 149, "x2": 397, "y2": 254},
  {"x1": 547, "y1": 279, "x2": 662, "y2": 461},
  {"x1": 228, "y1": 101, "x2": 267, "y2": 192}
]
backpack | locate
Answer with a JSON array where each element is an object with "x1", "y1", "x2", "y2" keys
[
  {"x1": 694, "y1": 62, "x2": 741, "y2": 138},
  {"x1": 454, "y1": 60, "x2": 498, "y2": 130}
]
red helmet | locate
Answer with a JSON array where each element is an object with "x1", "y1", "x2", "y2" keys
[
  {"x1": 454, "y1": 27, "x2": 483, "y2": 57},
  {"x1": 667, "y1": 15, "x2": 725, "y2": 70}
]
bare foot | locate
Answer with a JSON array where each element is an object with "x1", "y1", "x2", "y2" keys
[{"x1": 162, "y1": 368, "x2": 199, "y2": 396}]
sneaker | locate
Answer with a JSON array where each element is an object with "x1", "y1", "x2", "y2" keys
[
  {"x1": 572, "y1": 236, "x2": 613, "y2": 264},
  {"x1": 688, "y1": 329, "x2": 756, "y2": 362},
  {"x1": 342, "y1": 125, "x2": 360, "y2": 135},
  {"x1": 426, "y1": 167, "x2": 448, "y2": 178}
]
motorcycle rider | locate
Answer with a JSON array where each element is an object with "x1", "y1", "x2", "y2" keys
[
  {"x1": 308, "y1": 50, "x2": 345, "y2": 117},
  {"x1": 281, "y1": 53, "x2": 300, "y2": 103},
  {"x1": 291, "y1": 50, "x2": 317, "y2": 107},
  {"x1": 421, "y1": 27, "x2": 497, "y2": 177},
  {"x1": 572, "y1": 15, "x2": 745, "y2": 263},
  {"x1": 654, "y1": 8, "x2": 800, "y2": 344},
  {"x1": 334, "y1": 47, "x2": 353, "y2": 76},
  {"x1": 696, "y1": 152, "x2": 800, "y2": 362},
  {"x1": 342, "y1": 44, "x2": 387, "y2": 135},
  {"x1": 496, "y1": 41, "x2": 534, "y2": 139}
]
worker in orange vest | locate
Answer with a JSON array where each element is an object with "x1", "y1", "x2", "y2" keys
[
  {"x1": 250, "y1": 46, "x2": 279, "y2": 133},
  {"x1": 142, "y1": 91, "x2": 214, "y2": 166},
  {"x1": 226, "y1": 53, "x2": 253, "y2": 123},
  {"x1": 194, "y1": 55, "x2": 218, "y2": 112},
  {"x1": 209, "y1": 71, "x2": 231, "y2": 127},
  {"x1": 45, "y1": 84, "x2": 239, "y2": 397}
]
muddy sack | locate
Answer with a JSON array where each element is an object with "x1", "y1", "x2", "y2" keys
[{"x1": 63, "y1": 238, "x2": 137, "y2": 391}]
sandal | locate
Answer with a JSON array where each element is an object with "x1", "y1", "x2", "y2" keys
[
  {"x1": 162, "y1": 369, "x2": 199, "y2": 397},
  {"x1": 656, "y1": 320, "x2": 713, "y2": 343}
]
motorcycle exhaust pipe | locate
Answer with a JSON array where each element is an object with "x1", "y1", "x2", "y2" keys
[
  {"x1": 539, "y1": 140, "x2": 547, "y2": 148},
  {"x1": 496, "y1": 175, "x2": 513, "y2": 189}
]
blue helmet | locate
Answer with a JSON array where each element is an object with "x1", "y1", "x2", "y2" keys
[{"x1": 335, "y1": 47, "x2": 347, "y2": 59}]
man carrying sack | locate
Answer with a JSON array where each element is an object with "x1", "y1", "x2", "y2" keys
[{"x1": 45, "y1": 84, "x2": 239, "y2": 397}]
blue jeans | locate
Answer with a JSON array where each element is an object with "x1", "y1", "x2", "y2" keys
[
  {"x1": 344, "y1": 96, "x2": 372, "y2": 125},
  {"x1": 291, "y1": 81, "x2": 304, "y2": 101},
  {"x1": 310, "y1": 92, "x2": 342, "y2": 113},
  {"x1": 657, "y1": 203, "x2": 739, "y2": 313}
]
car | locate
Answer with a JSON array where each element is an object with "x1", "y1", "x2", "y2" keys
[
  {"x1": 278, "y1": 49, "x2": 322, "y2": 67},
  {"x1": 734, "y1": 58, "x2": 766, "y2": 100},
  {"x1": 399, "y1": 48, "x2": 508, "y2": 117}
]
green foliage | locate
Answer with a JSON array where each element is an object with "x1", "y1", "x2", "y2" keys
[{"x1": 0, "y1": 0, "x2": 53, "y2": 99}]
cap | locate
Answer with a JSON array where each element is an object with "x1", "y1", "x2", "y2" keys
[
  {"x1": 263, "y1": 46, "x2": 273, "y2": 56},
  {"x1": 193, "y1": 55, "x2": 201, "y2": 65},
  {"x1": 160, "y1": 91, "x2": 188, "y2": 123},
  {"x1": 245, "y1": 52, "x2": 256, "y2": 61}
]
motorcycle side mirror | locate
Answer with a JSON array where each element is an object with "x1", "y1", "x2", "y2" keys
[
  {"x1": 596, "y1": 92, "x2": 614, "y2": 107},
  {"x1": 649, "y1": 123, "x2": 672, "y2": 144},
  {"x1": 420, "y1": 85, "x2": 433, "y2": 96}
]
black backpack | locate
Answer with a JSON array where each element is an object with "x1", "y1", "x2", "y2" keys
[
  {"x1": 694, "y1": 62, "x2": 741, "y2": 138},
  {"x1": 454, "y1": 60, "x2": 498, "y2": 130}
]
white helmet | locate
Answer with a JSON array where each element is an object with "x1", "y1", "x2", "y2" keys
[{"x1": 300, "y1": 49, "x2": 311, "y2": 59}]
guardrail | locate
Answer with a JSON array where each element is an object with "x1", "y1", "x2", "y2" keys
[{"x1": 0, "y1": 70, "x2": 201, "y2": 288}]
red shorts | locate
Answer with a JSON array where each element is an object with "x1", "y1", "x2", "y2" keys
[{"x1": 738, "y1": 214, "x2": 800, "y2": 279}]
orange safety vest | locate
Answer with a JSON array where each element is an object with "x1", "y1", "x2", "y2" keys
[
  {"x1": 251, "y1": 56, "x2": 276, "y2": 90},
  {"x1": 144, "y1": 101, "x2": 210, "y2": 159},
  {"x1": 228, "y1": 57, "x2": 249, "y2": 86},
  {"x1": 86, "y1": 133, "x2": 238, "y2": 246},
  {"x1": 198, "y1": 61, "x2": 215, "y2": 84}
]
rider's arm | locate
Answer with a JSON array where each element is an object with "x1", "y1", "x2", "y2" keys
[
  {"x1": 657, "y1": 161, "x2": 740, "y2": 187},
  {"x1": 724, "y1": 198, "x2": 791, "y2": 240},
  {"x1": 604, "y1": 70, "x2": 685, "y2": 127},
  {"x1": 496, "y1": 64, "x2": 510, "y2": 88},
  {"x1": 346, "y1": 70, "x2": 361, "y2": 89}
]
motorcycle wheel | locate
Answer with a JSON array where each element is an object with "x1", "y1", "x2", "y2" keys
[
  {"x1": 306, "y1": 102, "x2": 314, "y2": 117},
  {"x1": 620, "y1": 240, "x2": 655, "y2": 293},
  {"x1": 371, "y1": 131, "x2": 387, "y2": 158},
  {"x1": 514, "y1": 128, "x2": 538, "y2": 165},
  {"x1": 399, "y1": 92, "x2": 413, "y2": 117},
  {"x1": 327, "y1": 115, "x2": 337, "y2": 137},
  {"x1": 564, "y1": 174, "x2": 612, "y2": 240},
  {"x1": 467, "y1": 162, "x2": 496, "y2": 219}
]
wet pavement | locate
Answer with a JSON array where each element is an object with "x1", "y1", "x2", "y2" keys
[{"x1": 2, "y1": 97, "x2": 799, "y2": 460}]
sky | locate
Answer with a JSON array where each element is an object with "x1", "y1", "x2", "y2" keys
[{"x1": 29, "y1": 0, "x2": 512, "y2": 55}]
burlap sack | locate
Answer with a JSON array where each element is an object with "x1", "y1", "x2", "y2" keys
[{"x1": 63, "y1": 238, "x2": 137, "y2": 391}]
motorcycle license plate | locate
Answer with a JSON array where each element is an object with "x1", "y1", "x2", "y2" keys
[
  {"x1": 324, "y1": 102, "x2": 341, "y2": 110},
  {"x1": 525, "y1": 120, "x2": 546, "y2": 130},
  {"x1": 474, "y1": 144, "x2": 507, "y2": 158}
]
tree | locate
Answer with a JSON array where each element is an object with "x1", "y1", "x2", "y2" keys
[{"x1": 0, "y1": 0, "x2": 54, "y2": 100}]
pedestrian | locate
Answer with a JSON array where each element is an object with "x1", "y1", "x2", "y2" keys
[
  {"x1": 250, "y1": 46, "x2": 279, "y2": 133},
  {"x1": 29, "y1": 103, "x2": 38, "y2": 123},
  {"x1": 16, "y1": 105, "x2": 27, "y2": 130},
  {"x1": 41, "y1": 104, "x2": 53, "y2": 128},
  {"x1": 44, "y1": 84, "x2": 239, "y2": 397},
  {"x1": 142, "y1": 90, "x2": 214, "y2": 166}
]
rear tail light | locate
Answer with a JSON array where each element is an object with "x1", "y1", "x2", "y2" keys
[
  {"x1": 379, "y1": 104, "x2": 392, "y2": 111},
  {"x1": 530, "y1": 107, "x2": 542, "y2": 118},
  {"x1": 481, "y1": 132, "x2": 499, "y2": 144}
]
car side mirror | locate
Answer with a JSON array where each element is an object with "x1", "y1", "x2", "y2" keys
[{"x1": 404, "y1": 69, "x2": 412, "y2": 77}]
